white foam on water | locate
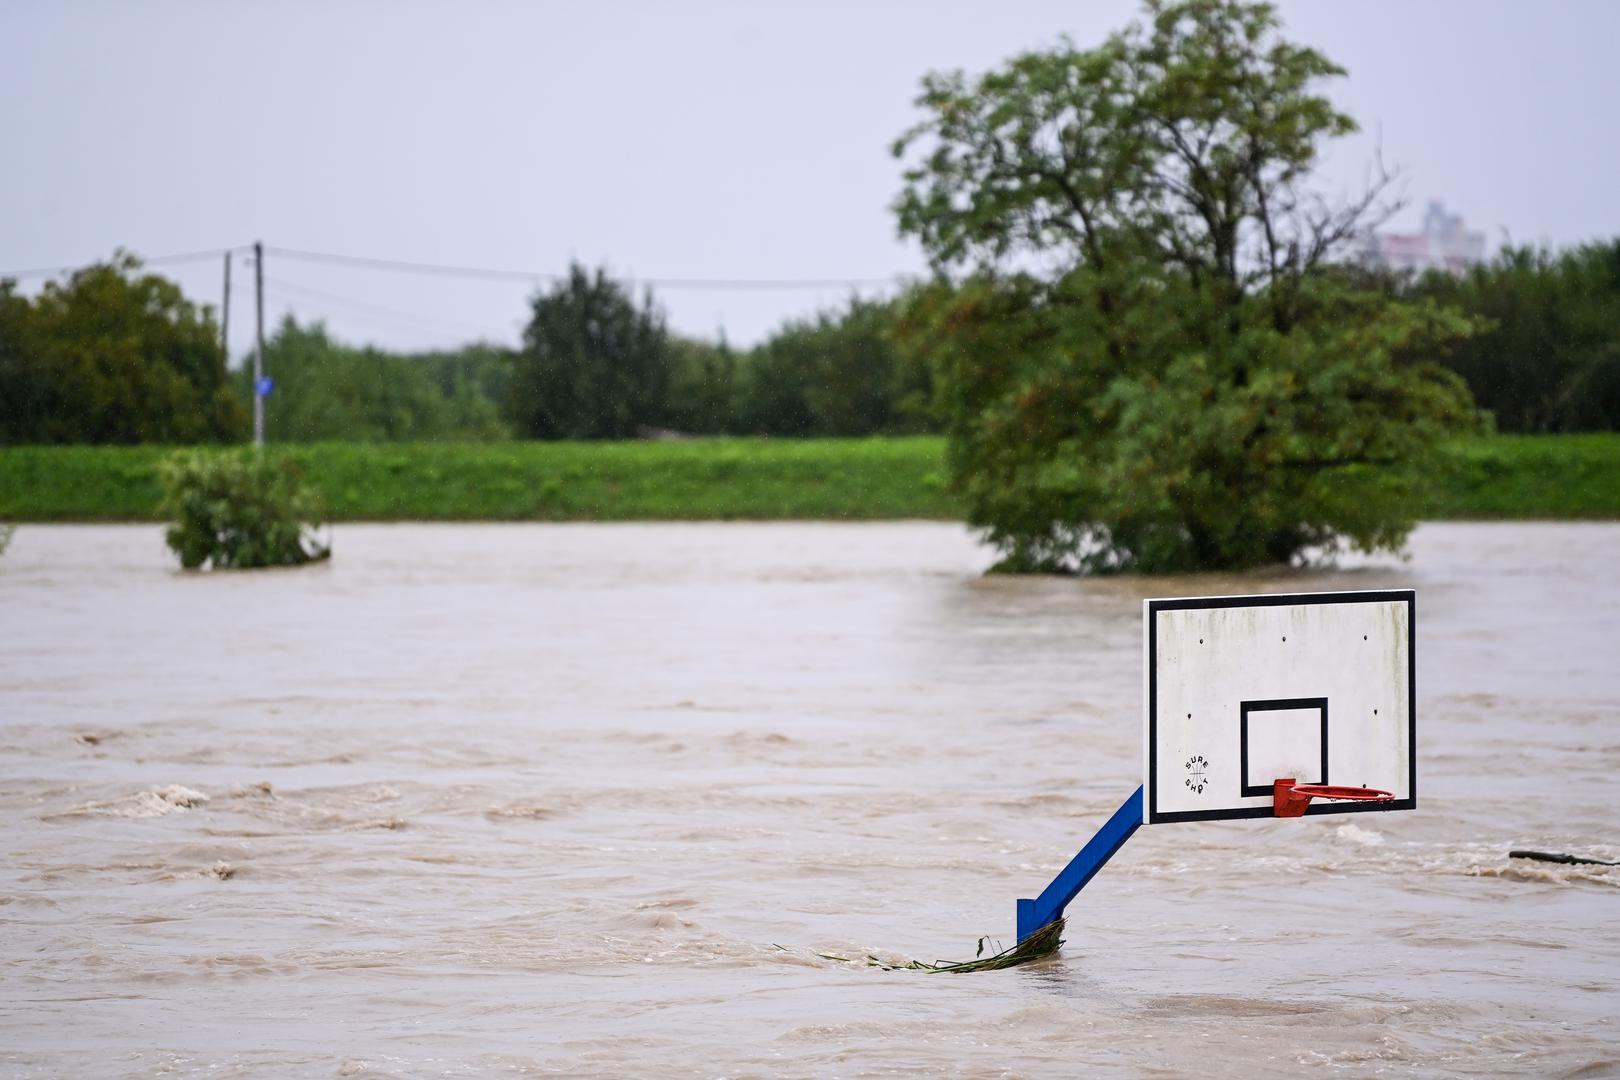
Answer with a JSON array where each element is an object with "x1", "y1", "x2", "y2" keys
[
  {"x1": 56, "y1": 784, "x2": 211, "y2": 819},
  {"x1": 1333, "y1": 822, "x2": 1386, "y2": 847}
]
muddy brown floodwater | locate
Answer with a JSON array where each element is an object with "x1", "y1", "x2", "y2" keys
[{"x1": 2, "y1": 522, "x2": 1617, "y2": 1078}]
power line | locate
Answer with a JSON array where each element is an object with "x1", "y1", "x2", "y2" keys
[
  {"x1": 0, "y1": 246, "x2": 246, "y2": 281},
  {"x1": 4, "y1": 243, "x2": 910, "y2": 291},
  {"x1": 265, "y1": 246, "x2": 561, "y2": 284},
  {"x1": 264, "y1": 245, "x2": 907, "y2": 290},
  {"x1": 264, "y1": 276, "x2": 497, "y2": 336}
]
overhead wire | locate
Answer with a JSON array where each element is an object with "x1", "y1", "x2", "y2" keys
[
  {"x1": 263, "y1": 246, "x2": 561, "y2": 284},
  {"x1": 263, "y1": 276, "x2": 498, "y2": 336},
  {"x1": 5, "y1": 244, "x2": 909, "y2": 291},
  {"x1": 1, "y1": 245, "x2": 246, "y2": 281},
  {"x1": 263, "y1": 245, "x2": 907, "y2": 290}
]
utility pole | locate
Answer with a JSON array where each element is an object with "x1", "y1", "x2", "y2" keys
[
  {"x1": 253, "y1": 241, "x2": 266, "y2": 447},
  {"x1": 221, "y1": 250, "x2": 231, "y2": 365}
]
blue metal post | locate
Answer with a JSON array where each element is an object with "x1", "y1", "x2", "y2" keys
[{"x1": 1016, "y1": 786, "x2": 1143, "y2": 943}]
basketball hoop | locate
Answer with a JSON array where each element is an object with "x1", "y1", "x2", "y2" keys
[
  {"x1": 1273, "y1": 778, "x2": 1394, "y2": 817},
  {"x1": 1018, "y1": 590, "x2": 1418, "y2": 949}
]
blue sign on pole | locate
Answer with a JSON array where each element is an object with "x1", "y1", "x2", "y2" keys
[{"x1": 256, "y1": 377, "x2": 275, "y2": 398}]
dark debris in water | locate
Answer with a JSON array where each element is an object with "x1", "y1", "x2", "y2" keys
[
  {"x1": 1509, "y1": 849, "x2": 1618, "y2": 867},
  {"x1": 801, "y1": 918, "x2": 1065, "y2": 974}
]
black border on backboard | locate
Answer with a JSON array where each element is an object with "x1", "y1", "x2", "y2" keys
[
  {"x1": 1239, "y1": 697, "x2": 1328, "y2": 796},
  {"x1": 1145, "y1": 589, "x2": 1416, "y2": 825}
]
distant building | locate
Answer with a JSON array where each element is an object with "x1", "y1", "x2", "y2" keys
[{"x1": 1358, "y1": 200, "x2": 1487, "y2": 275}]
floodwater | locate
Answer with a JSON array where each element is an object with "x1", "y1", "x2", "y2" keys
[{"x1": 1, "y1": 522, "x2": 1616, "y2": 1079}]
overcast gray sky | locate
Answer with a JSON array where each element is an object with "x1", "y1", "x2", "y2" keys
[{"x1": 3, "y1": 0, "x2": 1617, "y2": 358}]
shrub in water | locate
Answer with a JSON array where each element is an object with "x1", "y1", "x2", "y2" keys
[{"x1": 160, "y1": 449, "x2": 330, "y2": 570}]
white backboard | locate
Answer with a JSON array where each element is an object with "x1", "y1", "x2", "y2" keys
[{"x1": 1143, "y1": 590, "x2": 1415, "y2": 824}]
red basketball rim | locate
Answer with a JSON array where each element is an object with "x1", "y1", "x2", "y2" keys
[{"x1": 1290, "y1": 783, "x2": 1394, "y2": 801}]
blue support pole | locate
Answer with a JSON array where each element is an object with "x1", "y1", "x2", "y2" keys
[{"x1": 1016, "y1": 785, "x2": 1143, "y2": 943}]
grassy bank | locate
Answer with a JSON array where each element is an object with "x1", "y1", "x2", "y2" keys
[
  {"x1": 1407, "y1": 434, "x2": 1620, "y2": 519},
  {"x1": 0, "y1": 438, "x2": 957, "y2": 522},
  {"x1": 2, "y1": 434, "x2": 1617, "y2": 523}
]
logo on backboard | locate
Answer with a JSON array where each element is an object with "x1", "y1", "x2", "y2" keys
[{"x1": 1184, "y1": 755, "x2": 1210, "y2": 795}]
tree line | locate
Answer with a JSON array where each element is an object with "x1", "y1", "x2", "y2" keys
[
  {"x1": 504, "y1": 264, "x2": 933, "y2": 440},
  {"x1": 1397, "y1": 241, "x2": 1620, "y2": 433},
  {"x1": 0, "y1": 256, "x2": 937, "y2": 444},
  {"x1": 2, "y1": 239, "x2": 1616, "y2": 448}
]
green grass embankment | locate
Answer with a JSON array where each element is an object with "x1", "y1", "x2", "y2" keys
[
  {"x1": 1, "y1": 434, "x2": 1617, "y2": 523},
  {"x1": 1406, "y1": 434, "x2": 1620, "y2": 519},
  {"x1": 0, "y1": 438, "x2": 958, "y2": 522}
]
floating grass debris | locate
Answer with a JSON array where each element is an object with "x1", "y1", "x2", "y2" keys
[
  {"x1": 1509, "y1": 849, "x2": 1619, "y2": 867},
  {"x1": 801, "y1": 918, "x2": 1065, "y2": 974}
]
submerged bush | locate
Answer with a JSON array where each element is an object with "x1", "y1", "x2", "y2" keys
[
  {"x1": 0, "y1": 523, "x2": 13, "y2": 556},
  {"x1": 160, "y1": 449, "x2": 330, "y2": 570}
]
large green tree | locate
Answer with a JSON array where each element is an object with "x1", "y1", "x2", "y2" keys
[
  {"x1": 0, "y1": 254, "x2": 245, "y2": 445},
  {"x1": 892, "y1": 0, "x2": 1478, "y2": 572},
  {"x1": 506, "y1": 264, "x2": 673, "y2": 439}
]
